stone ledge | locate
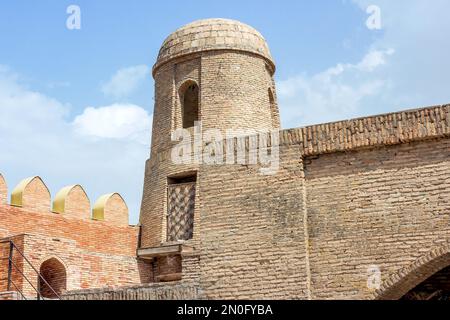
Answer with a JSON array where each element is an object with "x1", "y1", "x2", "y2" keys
[{"x1": 137, "y1": 243, "x2": 195, "y2": 259}]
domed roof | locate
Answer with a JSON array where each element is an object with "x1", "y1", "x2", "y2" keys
[{"x1": 154, "y1": 18, "x2": 275, "y2": 74}]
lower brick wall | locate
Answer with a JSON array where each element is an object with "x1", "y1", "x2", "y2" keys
[
  {"x1": 0, "y1": 291, "x2": 22, "y2": 300},
  {"x1": 305, "y1": 137, "x2": 450, "y2": 299},
  {"x1": 0, "y1": 236, "x2": 24, "y2": 293},
  {"x1": 0, "y1": 241, "x2": 9, "y2": 291},
  {"x1": 0, "y1": 201, "x2": 153, "y2": 297},
  {"x1": 194, "y1": 144, "x2": 309, "y2": 299},
  {"x1": 62, "y1": 282, "x2": 200, "y2": 300},
  {"x1": 18, "y1": 233, "x2": 151, "y2": 297}
]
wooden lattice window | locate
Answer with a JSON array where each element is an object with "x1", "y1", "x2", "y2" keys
[{"x1": 167, "y1": 181, "x2": 196, "y2": 242}]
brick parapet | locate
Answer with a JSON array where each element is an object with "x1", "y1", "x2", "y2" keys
[
  {"x1": 0, "y1": 174, "x2": 130, "y2": 227},
  {"x1": 280, "y1": 104, "x2": 450, "y2": 156}
]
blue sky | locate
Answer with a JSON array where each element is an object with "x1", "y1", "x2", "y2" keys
[{"x1": 1, "y1": 0, "x2": 449, "y2": 224}]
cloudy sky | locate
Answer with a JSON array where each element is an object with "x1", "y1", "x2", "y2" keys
[{"x1": 0, "y1": 0, "x2": 449, "y2": 224}]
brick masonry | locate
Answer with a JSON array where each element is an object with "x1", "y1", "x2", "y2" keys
[
  {"x1": 62, "y1": 282, "x2": 199, "y2": 300},
  {"x1": 1, "y1": 18, "x2": 449, "y2": 300},
  {"x1": 0, "y1": 291, "x2": 22, "y2": 300},
  {"x1": 0, "y1": 176, "x2": 152, "y2": 298},
  {"x1": 305, "y1": 136, "x2": 450, "y2": 299},
  {"x1": 138, "y1": 18, "x2": 450, "y2": 300}
]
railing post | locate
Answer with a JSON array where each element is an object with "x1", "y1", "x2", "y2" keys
[
  {"x1": 37, "y1": 278, "x2": 41, "y2": 300},
  {"x1": 7, "y1": 241, "x2": 13, "y2": 291}
]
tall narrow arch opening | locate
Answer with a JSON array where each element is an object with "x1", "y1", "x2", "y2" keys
[
  {"x1": 180, "y1": 82, "x2": 199, "y2": 129},
  {"x1": 268, "y1": 88, "x2": 278, "y2": 127},
  {"x1": 39, "y1": 258, "x2": 67, "y2": 299}
]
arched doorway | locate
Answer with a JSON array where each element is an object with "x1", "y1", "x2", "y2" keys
[
  {"x1": 373, "y1": 245, "x2": 450, "y2": 300},
  {"x1": 401, "y1": 265, "x2": 450, "y2": 300},
  {"x1": 39, "y1": 258, "x2": 67, "y2": 299}
]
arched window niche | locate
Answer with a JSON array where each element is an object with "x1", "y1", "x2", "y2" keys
[
  {"x1": 39, "y1": 258, "x2": 67, "y2": 299},
  {"x1": 268, "y1": 88, "x2": 277, "y2": 127},
  {"x1": 179, "y1": 80, "x2": 199, "y2": 129}
]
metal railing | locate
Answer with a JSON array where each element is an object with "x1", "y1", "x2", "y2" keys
[{"x1": 0, "y1": 239, "x2": 61, "y2": 300}]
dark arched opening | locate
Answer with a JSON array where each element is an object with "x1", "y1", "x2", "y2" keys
[
  {"x1": 181, "y1": 82, "x2": 199, "y2": 129},
  {"x1": 39, "y1": 258, "x2": 67, "y2": 299},
  {"x1": 373, "y1": 246, "x2": 450, "y2": 300},
  {"x1": 401, "y1": 264, "x2": 450, "y2": 300},
  {"x1": 268, "y1": 88, "x2": 277, "y2": 127}
]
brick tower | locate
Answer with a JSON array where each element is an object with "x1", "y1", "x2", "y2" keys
[{"x1": 138, "y1": 18, "x2": 280, "y2": 281}]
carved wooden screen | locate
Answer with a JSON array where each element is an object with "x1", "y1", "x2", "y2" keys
[{"x1": 167, "y1": 182, "x2": 196, "y2": 242}]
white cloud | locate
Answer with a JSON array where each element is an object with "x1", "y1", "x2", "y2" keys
[
  {"x1": 277, "y1": 49, "x2": 393, "y2": 128},
  {"x1": 278, "y1": 0, "x2": 450, "y2": 128},
  {"x1": 356, "y1": 49, "x2": 394, "y2": 72},
  {"x1": 0, "y1": 66, "x2": 151, "y2": 224},
  {"x1": 101, "y1": 65, "x2": 150, "y2": 99},
  {"x1": 73, "y1": 104, "x2": 152, "y2": 144},
  {"x1": 0, "y1": 66, "x2": 70, "y2": 132}
]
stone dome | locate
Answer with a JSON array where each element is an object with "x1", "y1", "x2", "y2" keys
[{"x1": 154, "y1": 18, "x2": 275, "y2": 74}]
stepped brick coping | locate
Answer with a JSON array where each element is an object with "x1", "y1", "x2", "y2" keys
[
  {"x1": 0, "y1": 175, "x2": 130, "y2": 226},
  {"x1": 280, "y1": 104, "x2": 450, "y2": 156}
]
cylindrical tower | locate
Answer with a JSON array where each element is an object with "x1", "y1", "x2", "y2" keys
[{"x1": 139, "y1": 18, "x2": 280, "y2": 250}]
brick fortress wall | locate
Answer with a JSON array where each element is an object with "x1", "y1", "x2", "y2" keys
[
  {"x1": 139, "y1": 17, "x2": 450, "y2": 300},
  {"x1": 0, "y1": 175, "x2": 152, "y2": 298},
  {"x1": 190, "y1": 104, "x2": 450, "y2": 299}
]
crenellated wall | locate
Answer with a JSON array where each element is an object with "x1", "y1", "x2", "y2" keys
[
  {"x1": 9, "y1": 101, "x2": 445, "y2": 300},
  {"x1": 5, "y1": 175, "x2": 130, "y2": 226},
  {"x1": 53, "y1": 185, "x2": 90, "y2": 220},
  {"x1": 0, "y1": 174, "x2": 152, "y2": 298}
]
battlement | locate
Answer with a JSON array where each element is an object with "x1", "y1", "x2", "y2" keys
[{"x1": 0, "y1": 173, "x2": 129, "y2": 226}]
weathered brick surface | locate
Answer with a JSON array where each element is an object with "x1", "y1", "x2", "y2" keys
[
  {"x1": 136, "y1": 18, "x2": 450, "y2": 300},
  {"x1": 53, "y1": 185, "x2": 90, "y2": 220},
  {"x1": 0, "y1": 174, "x2": 6, "y2": 205},
  {"x1": 14, "y1": 177, "x2": 51, "y2": 213},
  {"x1": 305, "y1": 137, "x2": 450, "y2": 299},
  {"x1": 96, "y1": 193, "x2": 130, "y2": 226},
  {"x1": 0, "y1": 291, "x2": 22, "y2": 300},
  {"x1": 141, "y1": 19, "x2": 280, "y2": 250},
  {"x1": 2, "y1": 18, "x2": 450, "y2": 300},
  {"x1": 192, "y1": 144, "x2": 309, "y2": 299},
  {"x1": 0, "y1": 176, "x2": 151, "y2": 298},
  {"x1": 0, "y1": 235, "x2": 24, "y2": 293},
  {"x1": 62, "y1": 282, "x2": 199, "y2": 300},
  {"x1": 280, "y1": 104, "x2": 450, "y2": 155},
  {"x1": 154, "y1": 18, "x2": 275, "y2": 77}
]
